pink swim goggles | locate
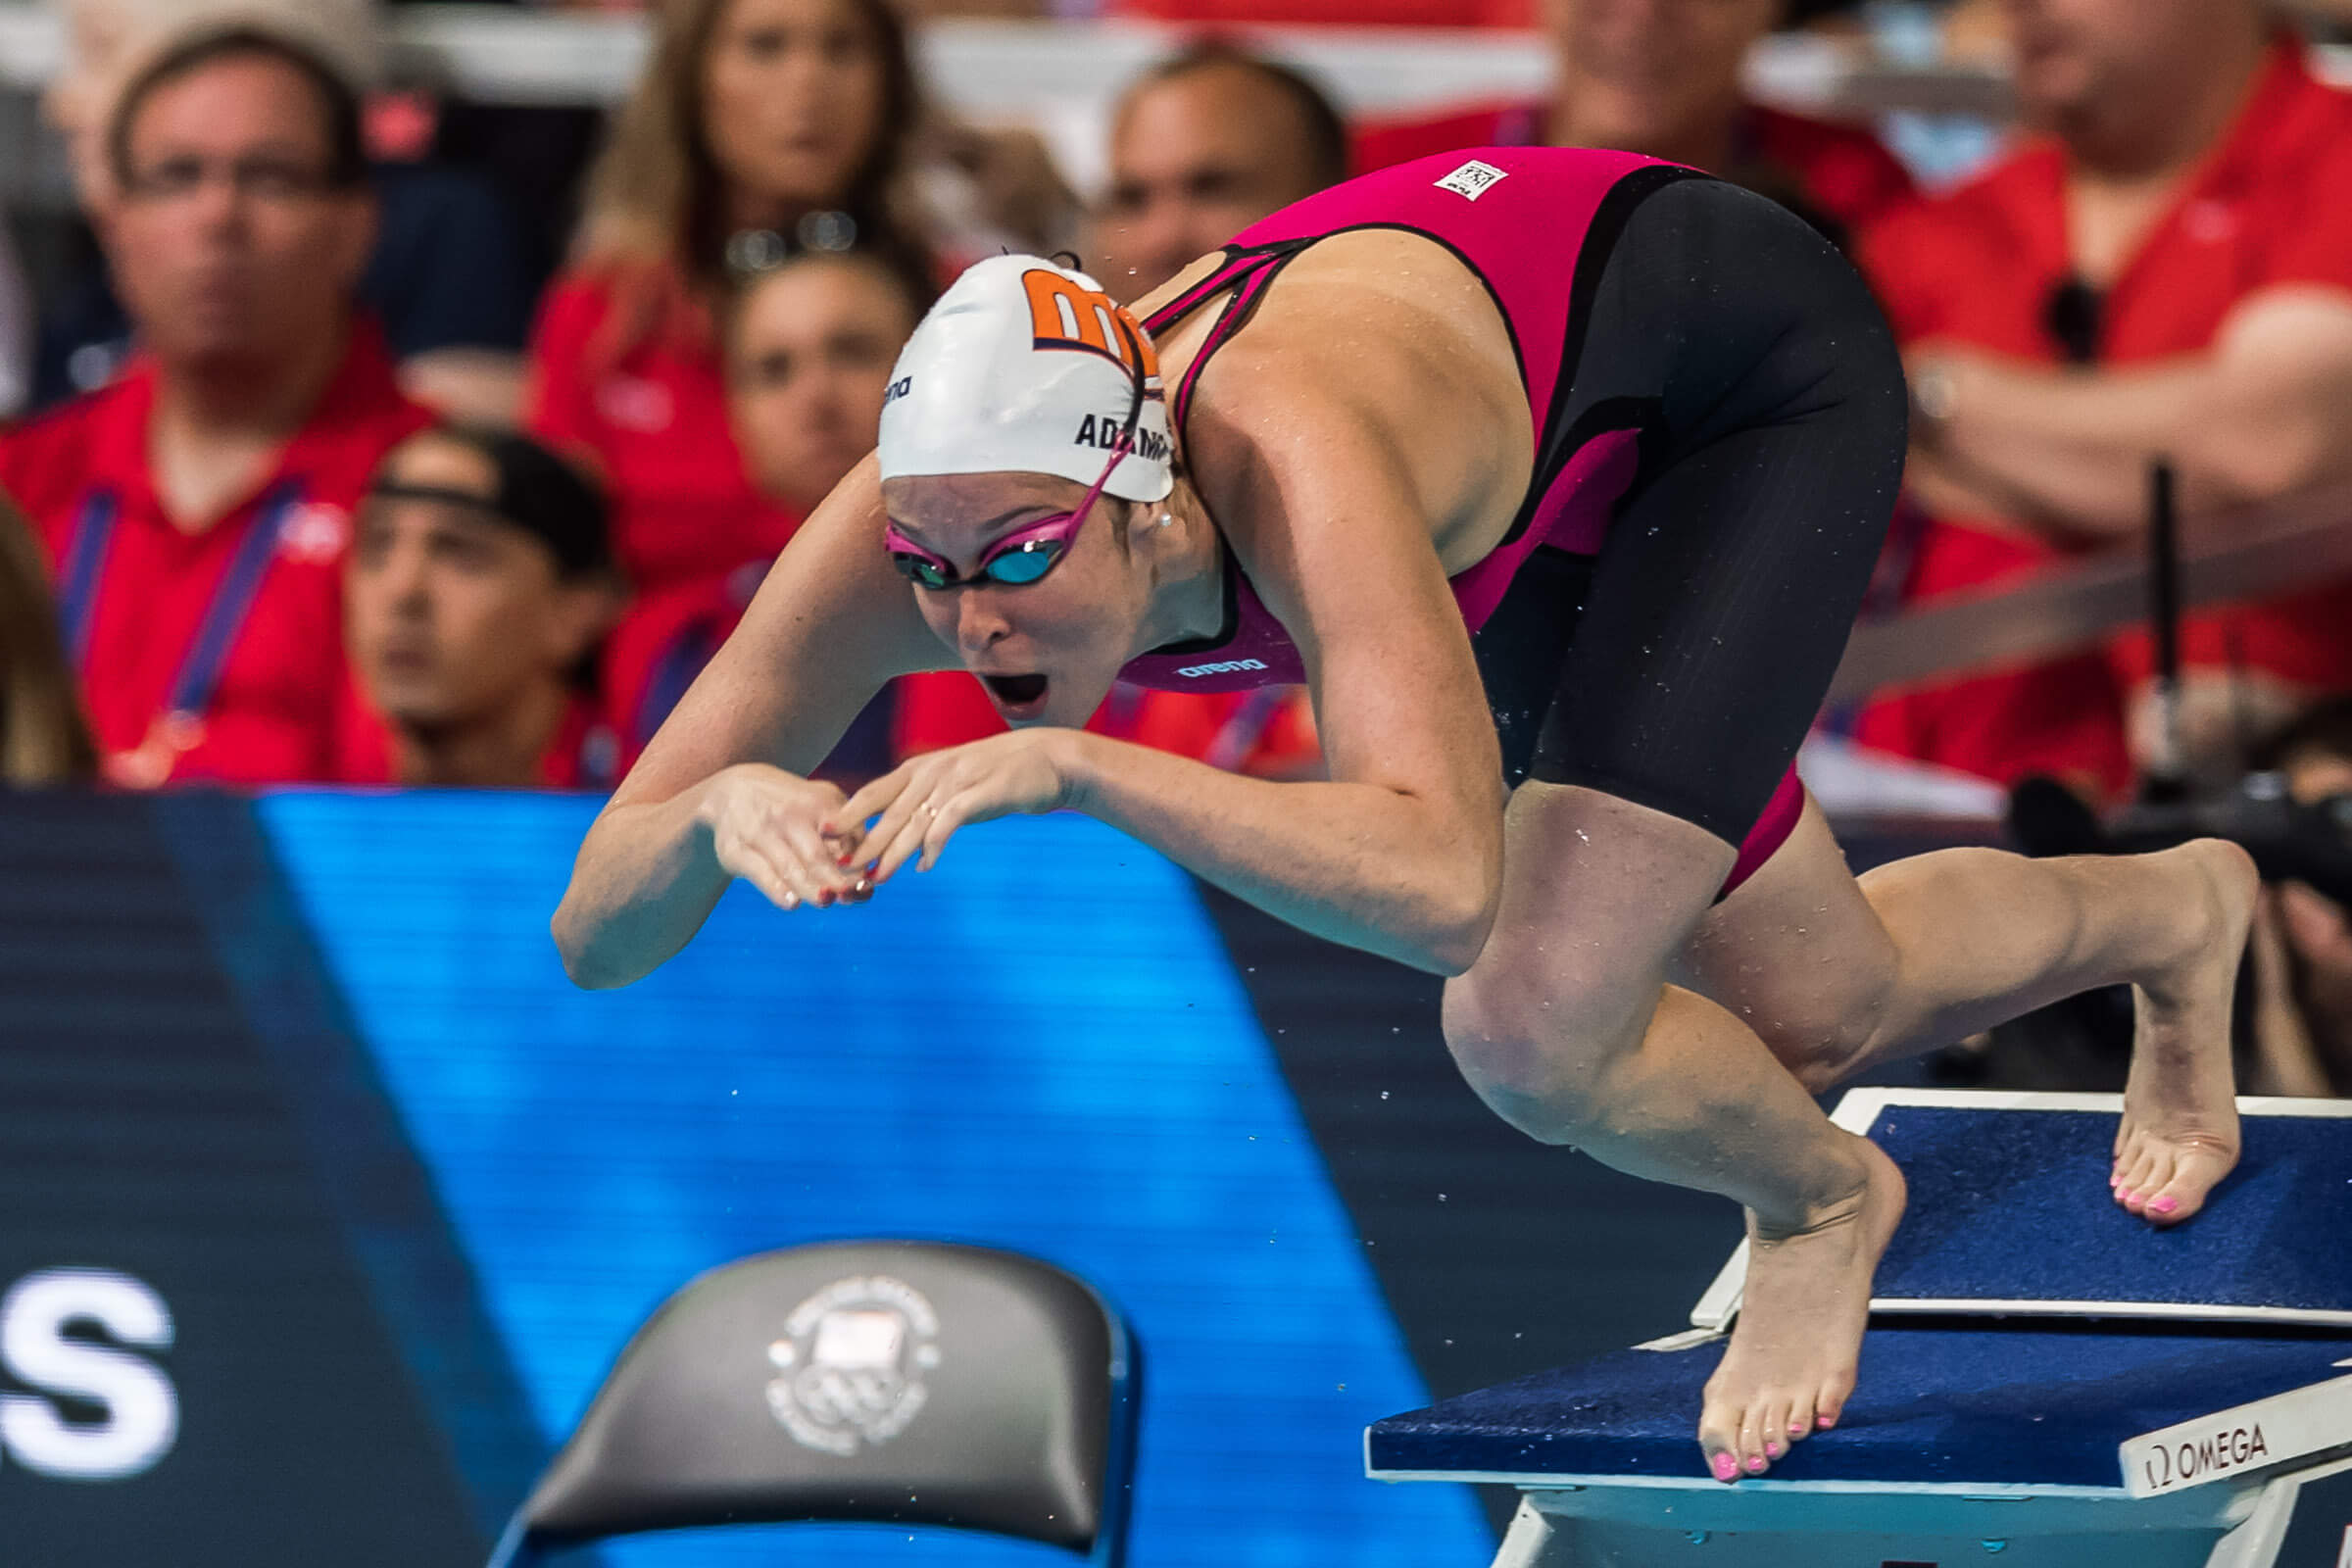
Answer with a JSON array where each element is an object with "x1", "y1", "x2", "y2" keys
[
  {"x1": 885, "y1": 321, "x2": 1151, "y2": 591},
  {"x1": 884, "y1": 433, "x2": 1129, "y2": 591}
]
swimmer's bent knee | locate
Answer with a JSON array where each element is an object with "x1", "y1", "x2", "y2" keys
[{"x1": 1441, "y1": 966, "x2": 1649, "y2": 1143}]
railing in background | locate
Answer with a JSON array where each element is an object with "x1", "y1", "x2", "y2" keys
[{"x1": 1829, "y1": 481, "x2": 2352, "y2": 705}]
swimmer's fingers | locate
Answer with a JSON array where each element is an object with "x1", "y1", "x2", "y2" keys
[
  {"x1": 712, "y1": 824, "x2": 820, "y2": 912},
  {"x1": 838, "y1": 764, "x2": 927, "y2": 874},
  {"x1": 867, "y1": 783, "x2": 946, "y2": 885},
  {"x1": 914, "y1": 787, "x2": 1002, "y2": 873},
  {"x1": 777, "y1": 813, "x2": 862, "y2": 906}
]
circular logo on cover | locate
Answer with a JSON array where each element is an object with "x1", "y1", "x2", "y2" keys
[{"x1": 765, "y1": 1275, "x2": 942, "y2": 1456}]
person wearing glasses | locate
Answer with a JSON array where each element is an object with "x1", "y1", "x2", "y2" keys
[
  {"x1": 1855, "y1": 0, "x2": 2352, "y2": 802},
  {"x1": 0, "y1": 24, "x2": 429, "y2": 787},
  {"x1": 557, "y1": 153, "x2": 2256, "y2": 1484}
]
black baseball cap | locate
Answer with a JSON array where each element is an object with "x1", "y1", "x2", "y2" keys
[{"x1": 368, "y1": 425, "x2": 613, "y2": 579}]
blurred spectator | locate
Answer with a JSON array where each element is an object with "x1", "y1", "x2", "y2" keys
[
  {"x1": 2244, "y1": 697, "x2": 2352, "y2": 1096},
  {"x1": 1855, "y1": 1, "x2": 2352, "y2": 801},
  {"x1": 0, "y1": 492, "x2": 99, "y2": 786},
  {"x1": 1351, "y1": 0, "x2": 1915, "y2": 244},
  {"x1": 1091, "y1": 42, "x2": 1348, "y2": 304},
  {"x1": 0, "y1": 25, "x2": 431, "y2": 788},
  {"x1": 35, "y1": 0, "x2": 536, "y2": 423},
  {"x1": 337, "y1": 426, "x2": 621, "y2": 788},
  {"x1": 527, "y1": 0, "x2": 936, "y2": 602},
  {"x1": 1112, "y1": 0, "x2": 1536, "y2": 24},
  {"x1": 0, "y1": 231, "x2": 30, "y2": 417},
  {"x1": 727, "y1": 249, "x2": 929, "y2": 514},
  {"x1": 603, "y1": 246, "x2": 930, "y2": 773}
]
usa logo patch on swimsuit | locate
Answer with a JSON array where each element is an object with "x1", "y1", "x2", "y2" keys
[{"x1": 1435, "y1": 160, "x2": 1508, "y2": 201}]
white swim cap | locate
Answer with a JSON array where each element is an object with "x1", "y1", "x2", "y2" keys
[{"x1": 878, "y1": 255, "x2": 1174, "y2": 504}]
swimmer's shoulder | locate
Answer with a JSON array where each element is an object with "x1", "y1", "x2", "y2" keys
[{"x1": 1175, "y1": 236, "x2": 1531, "y2": 571}]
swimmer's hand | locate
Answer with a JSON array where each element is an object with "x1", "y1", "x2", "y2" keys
[
  {"x1": 837, "y1": 730, "x2": 1082, "y2": 882},
  {"x1": 697, "y1": 764, "x2": 862, "y2": 912}
]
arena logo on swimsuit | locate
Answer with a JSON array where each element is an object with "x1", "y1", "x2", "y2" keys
[
  {"x1": 1177, "y1": 659, "x2": 1268, "y2": 679},
  {"x1": 1022, "y1": 270, "x2": 1161, "y2": 377}
]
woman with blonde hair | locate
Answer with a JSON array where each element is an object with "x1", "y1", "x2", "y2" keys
[
  {"x1": 527, "y1": 0, "x2": 936, "y2": 603},
  {"x1": 0, "y1": 493, "x2": 98, "y2": 787}
]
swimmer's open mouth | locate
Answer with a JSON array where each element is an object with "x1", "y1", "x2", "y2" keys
[{"x1": 982, "y1": 672, "x2": 1049, "y2": 710}]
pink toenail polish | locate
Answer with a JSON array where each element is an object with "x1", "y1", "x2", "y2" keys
[
  {"x1": 1713, "y1": 1454, "x2": 1739, "y2": 1481},
  {"x1": 2121, "y1": 1190, "x2": 2140, "y2": 1203},
  {"x1": 1788, "y1": 1422, "x2": 1806, "y2": 1436},
  {"x1": 2151, "y1": 1195, "x2": 2179, "y2": 1214},
  {"x1": 1745, "y1": 1456, "x2": 1767, "y2": 1474},
  {"x1": 1767, "y1": 1441, "x2": 1785, "y2": 1458},
  {"x1": 1817, "y1": 1414, "x2": 1836, "y2": 1429}
]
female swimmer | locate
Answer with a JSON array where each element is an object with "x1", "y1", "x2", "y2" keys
[{"x1": 554, "y1": 148, "x2": 2253, "y2": 1483}]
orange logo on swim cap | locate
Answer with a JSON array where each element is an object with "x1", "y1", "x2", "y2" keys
[{"x1": 1021, "y1": 270, "x2": 1161, "y2": 378}]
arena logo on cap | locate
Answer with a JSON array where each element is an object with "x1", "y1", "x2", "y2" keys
[
  {"x1": 1023, "y1": 270, "x2": 1161, "y2": 378},
  {"x1": 764, "y1": 1275, "x2": 942, "y2": 1457}
]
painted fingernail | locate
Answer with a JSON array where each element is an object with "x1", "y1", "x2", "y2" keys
[
  {"x1": 853, "y1": 877, "x2": 873, "y2": 895},
  {"x1": 2151, "y1": 1195, "x2": 2179, "y2": 1214},
  {"x1": 1712, "y1": 1454, "x2": 1738, "y2": 1481},
  {"x1": 1744, "y1": 1455, "x2": 1766, "y2": 1474}
]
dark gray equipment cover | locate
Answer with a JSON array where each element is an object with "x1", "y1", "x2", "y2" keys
[{"x1": 492, "y1": 1241, "x2": 1138, "y2": 1563}]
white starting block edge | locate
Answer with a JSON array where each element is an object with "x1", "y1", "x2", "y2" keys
[
  {"x1": 1451, "y1": 1478, "x2": 2308, "y2": 1568},
  {"x1": 1689, "y1": 1091, "x2": 2352, "y2": 1334},
  {"x1": 1361, "y1": 1466, "x2": 2246, "y2": 1536}
]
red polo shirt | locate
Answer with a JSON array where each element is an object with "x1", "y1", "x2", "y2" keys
[
  {"x1": 333, "y1": 682, "x2": 618, "y2": 790},
  {"x1": 525, "y1": 268, "x2": 803, "y2": 594},
  {"x1": 1350, "y1": 98, "x2": 1916, "y2": 236},
  {"x1": 0, "y1": 323, "x2": 430, "y2": 787},
  {"x1": 1855, "y1": 38, "x2": 2352, "y2": 796}
]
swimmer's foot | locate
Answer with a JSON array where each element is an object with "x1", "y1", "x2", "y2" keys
[
  {"x1": 2114, "y1": 839, "x2": 2256, "y2": 1228},
  {"x1": 1698, "y1": 1134, "x2": 1905, "y2": 1482}
]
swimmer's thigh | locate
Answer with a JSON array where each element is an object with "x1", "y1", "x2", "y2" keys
[{"x1": 1529, "y1": 180, "x2": 1907, "y2": 848}]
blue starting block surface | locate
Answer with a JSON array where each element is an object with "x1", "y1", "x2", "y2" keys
[
  {"x1": 1689, "y1": 1092, "x2": 2352, "y2": 1330},
  {"x1": 1366, "y1": 1324, "x2": 2352, "y2": 1489},
  {"x1": 1368, "y1": 1093, "x2": 2352, "y2": 1568}
]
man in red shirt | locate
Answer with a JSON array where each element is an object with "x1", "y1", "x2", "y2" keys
[
  {"x1": 339, "y1": 426, "x2": 620, "y2": 789},
  {"x1": 1856, "y1": 0, "x2": 2352, "y2": 799},
  {"x1": 0, "y1": 24, "x2": 428, "y2": 787},
  {"x1": 1351, "y1": 0, "x2": 1915, "y2": 242}
]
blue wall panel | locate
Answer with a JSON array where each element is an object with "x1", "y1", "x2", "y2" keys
[{"x1": 259, "y1": 792, "x2": 1487, "y2": 1566}]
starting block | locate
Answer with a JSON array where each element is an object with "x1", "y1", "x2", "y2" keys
[{"x1": 1367, "y1": 1090, "x2": 2352, "y2": 1568}]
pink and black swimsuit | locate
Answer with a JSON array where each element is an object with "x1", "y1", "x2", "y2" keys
[{"x1": 1116, "y1": 149, "x2": 1907, "y2": 893}]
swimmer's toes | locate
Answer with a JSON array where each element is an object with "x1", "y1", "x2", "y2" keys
[
  {"x1": 2142, "y1": 1143, "x2": 2232, "y2": 1226},
  {"x1": 1813, "y1": 1373, "x2": 1853, "y2": 1433}
]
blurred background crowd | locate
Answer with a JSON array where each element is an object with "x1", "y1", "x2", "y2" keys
[{"x1": 6, "y1": 0, "x2": 2352, "y2": 1097}]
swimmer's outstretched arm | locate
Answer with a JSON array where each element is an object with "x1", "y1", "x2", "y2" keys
[
  {"x1": 848, "y1": 378, "x2": 1512, "y2": 976},
  {"x1": 553, "y1": 459, "x2": 941, "y2": 988}
]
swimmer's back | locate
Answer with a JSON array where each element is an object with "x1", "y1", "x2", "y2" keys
[{"x1": 1122, "y1": 147, "x2": 1703, "y2": 692}]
